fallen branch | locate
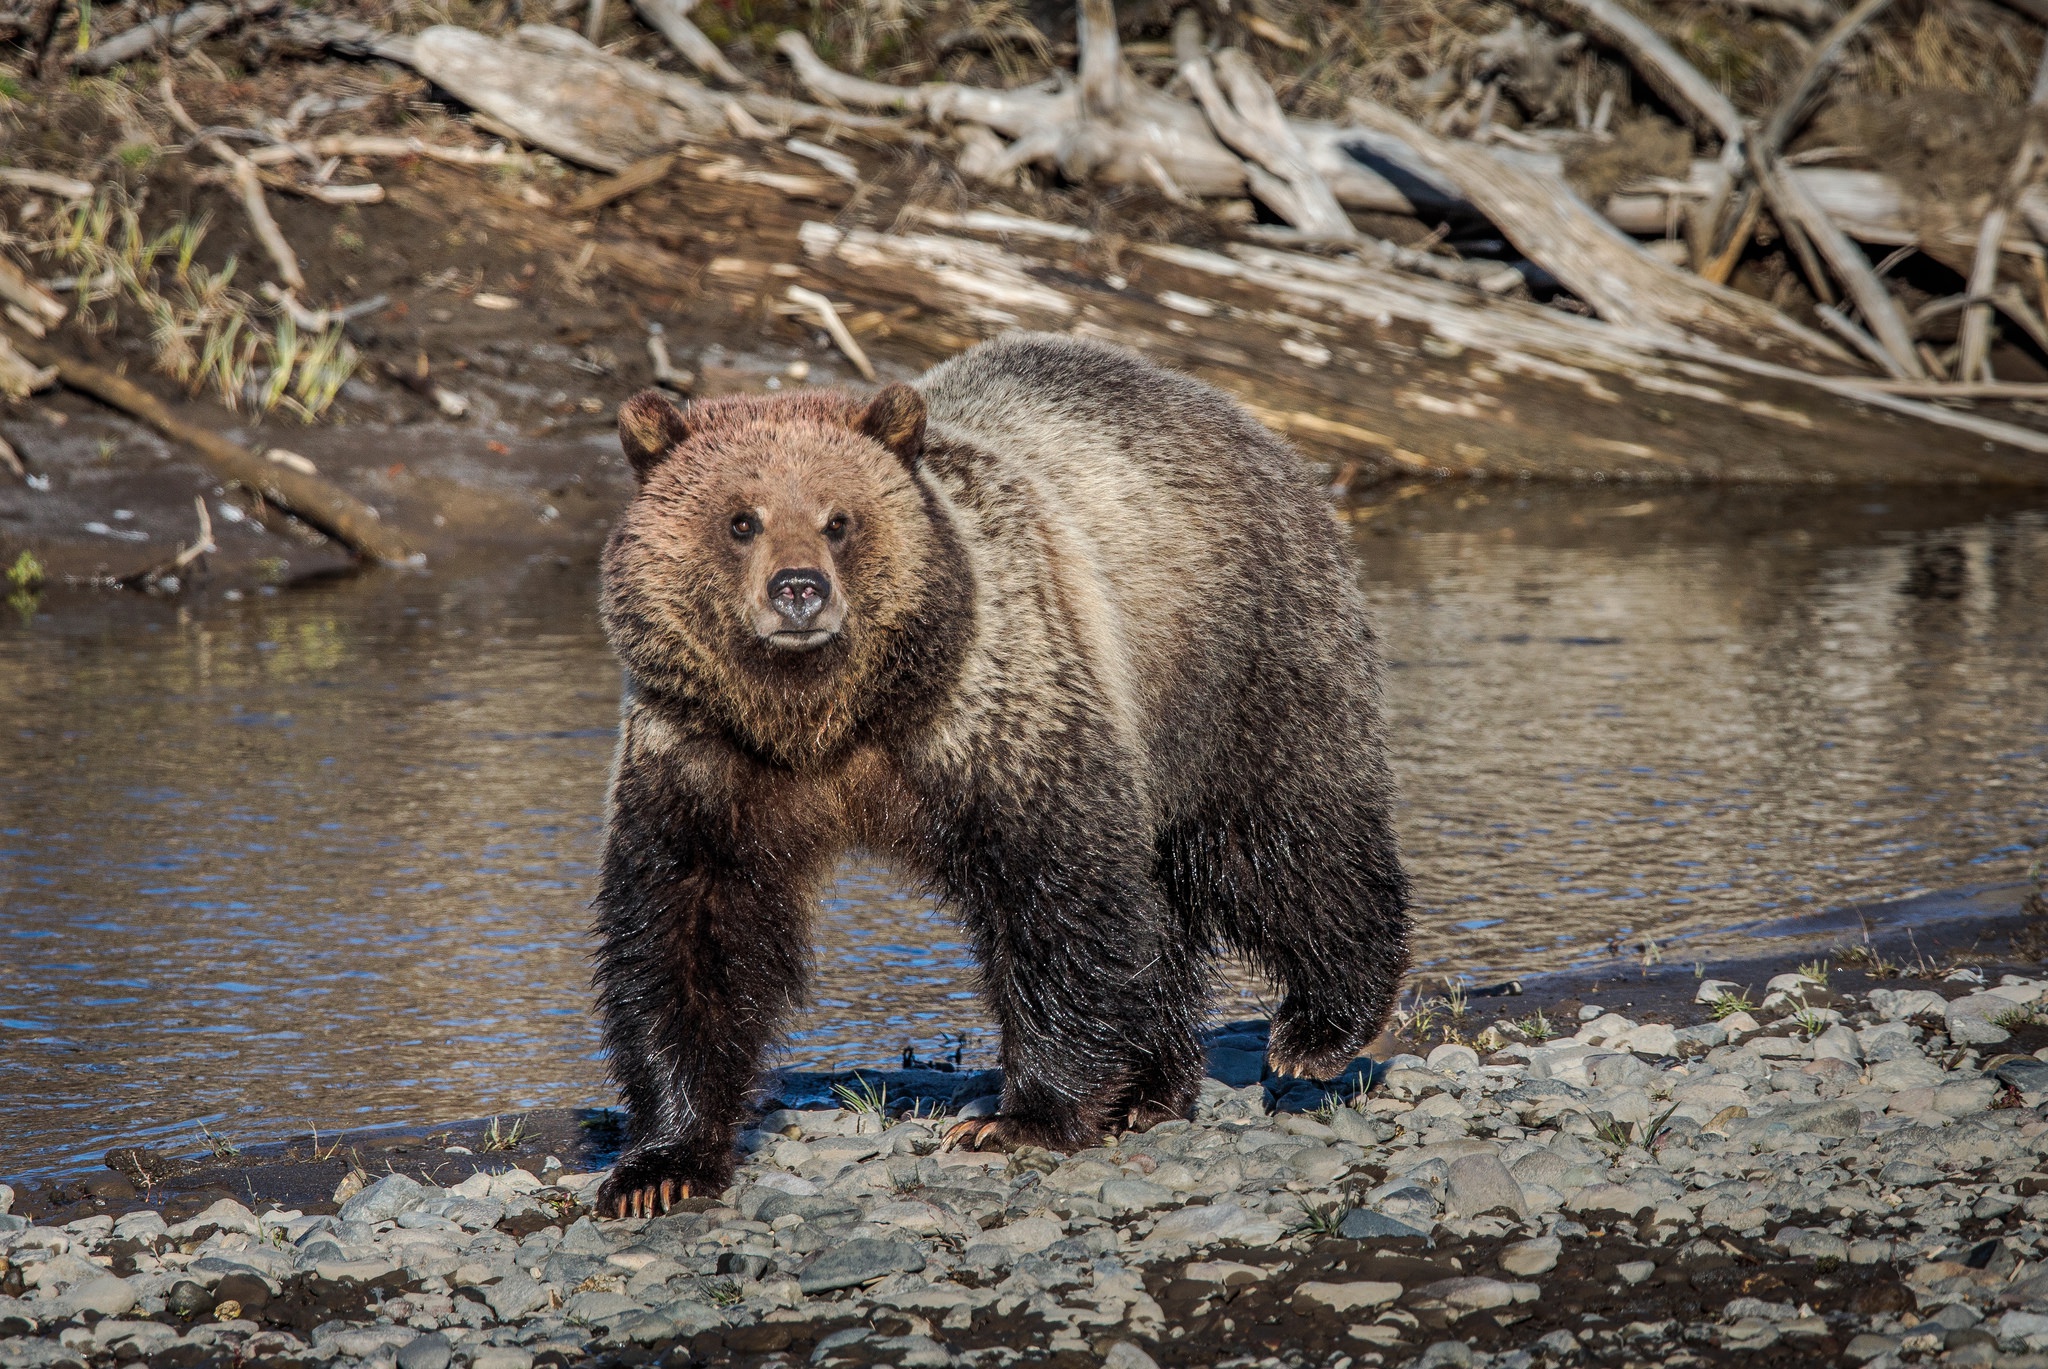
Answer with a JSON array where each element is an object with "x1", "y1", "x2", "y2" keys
[
  {"x1": 71, "y1": 0, "x2": 279, "y2": 72},
  {"x1": 0, "y1": 256, "x2": 69, "y2": 331},
  {"x1": 785, "y1": 285, "x2": 877, "y2": 381},
  {"x1": 0, "y1": 334, "x2": 58, "y2": 398},
  {"x1": 646, "y1": 323, "x2": 693, "y2": 391},
  {"x1": 114, "y1": 496, "x2": 219, "y2": 591},
  {"x1": 1958, "y1": 44, "x2": 2048, "y2": 383},
  {"x1": 1516, "y1": 0, "x2": 1744, "y2": 165},
  {"x1": 161, "y1": 77, "x2": 306, "y2": 291},
  {"x1": 562, "y1": 152, "x2": 677, "y2": 214},
  {"x1": 258, "y1": 282, "x2": 388, "y2": 331},
  {"x1": 631, "y1": 0, "x2": 745, "y2": 88},
  {"x1": 1759, "y1": 0, "x2": 1898, "y2": 157},
  {"x1": 243, "y1": 135, "x2": 532, "y2": 170},
  {"x1": 1175, "y1": 14, "x2": 1353, "y2": 239},
  {"x1": 0, "y1": 168, "x2": 94, "y2": 199},
  {"x1": 1342, "y1": 98, "x2": 1849, "y2": 367},
  {"x1": 10, "y1": 334, "x2": 418, "y2": 563}
]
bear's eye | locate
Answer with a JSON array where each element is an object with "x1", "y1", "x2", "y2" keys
[
  {"x1": 730, "y1": 513, "x2": 758, "y2": 541},
  {"x1": 824, "y1": 514, "x2": 849, "y2": 540}
]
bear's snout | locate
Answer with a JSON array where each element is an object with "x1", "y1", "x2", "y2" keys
[{"x1": 759, "y1": 567, "x2": 843, "y2": 648}]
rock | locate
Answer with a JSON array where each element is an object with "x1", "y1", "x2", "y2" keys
[
  {"x1": 984, "y1": 1216, "x2": 1066, "y2": 1253},
  {"x1": 1337, "y1": 1209, "x2": 1427, "y2": 1240},
  {"x1": 1295, "y1": 1280, "x2": 1401, "y2": 1312},
  {"x1": 1937, "y1": 1080, "x2": 2000, "y2": 1115},
  {"x1": 1871, "y1": 1055, "x2": 1946, "y2": 1090},
  {"x1": 485, "y1": 1272, "x2": 547, "y2": 1320},
  {"x1": 1587, "y1": 1053, "x2": 1649, "y2": 1089},
  {"x1": 1101, "y1": 1343, "x2": 1160, "y2": 1369},
  {"x1": 1417, "y1": 1276, "x2": 1514, "y2": 1310},
  {"x1": 471, "y1": 1349, "x2": 535, "y2": 1369},
  {"x1": 1845, "y1": 1332, "x2": 1900, "y2": 1360},
  {"x1": 1674, "y1": 1023, "x2": 1728, "y2": 1050},
  {"x1": 1995, "y1": 1058, "x2": 2048, "y2": 1092},
  {"x1": 1414, "y1": 1344, "x2": 1474, "y2": 1369},
  {"x1": 1951, "y1": 1016, "x2": 2012, "y2": 1047},
  {"x1": 1500, "y1": 1236, "x2": 1560, "y2": 1277},
  {"x1": 63, "y1": 1277, "x2": 137, "y2": 1319},
  {"x1": 1717, "y1": 1011, "x2": 1760, "y2": 1035},
  {"x1": 1183, "y1": 1261, "x2": 1268, "y2": 1286},
  {"x1": 1764, "y1": 1099, "x2": 1861, "y2": 1138},
  {"x1": 1879, "y1": 1160, "x2": 1944, "y2": 1187},
  {"x1": 1696, "y1": 980, "x2": 1742, "y2": 1004},
  {"x1": 1101, "y1": 1180, "x2": 1177, "y2": 1215},
  {"x1": 1616, "y1": 1023, "x2": 1678, "y2": 1056},
  {"x1": 1445, "y1": 1152, "x2": 1527, "y2": 1219},
  {"x1": 563, "y1": 1290, "x2": 647, "y2": 1327},
  {"x1": 1567, "y1": 1184, "x2": 1655, "y2": 1218},
  {"x1": 1782, "y1": 1230, "x2": 1849, "y2": 1262},
  {"x1": 1426, "y1": 1044, "x2": 1480, "y2": 1074},
  {"x1": 796, "y1": 1237, "x2": 926, "y2": 1293},
  {"x1": 1146, "y1": 1202, "x2": 1284, "y2": 1248},
  {"x1": 1869, "y1": 988, "x2": 1950, "y2": 1021},
  {"x1": 397, "y1": 1333, "x2": 454, "y2": 1369},
  {"x1": 0, "y1": 1184, "x2": 11, "y2": 1215},
  {"x1": 1811, "y1": 1024, "x2": 1862, "y2": 1063},
  {"x1": 338, "y1": 1173, "x2": 430, "y2": 1225},
  {"x1": 1615, "y1": 1260, "x2": 1654, "y2": 1285},
  {"x1": 1749, "y1": 1035, "x2": 1811, "y2": 1060}
]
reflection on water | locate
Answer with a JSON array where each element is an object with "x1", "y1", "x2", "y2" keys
[{"x1": 3, "y1": 484, "x2": 2045, "y2": 1178}]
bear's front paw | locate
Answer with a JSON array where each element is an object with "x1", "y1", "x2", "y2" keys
[{"x1": 596, "y1": 1146, "x2": 718, "y2": 1220}]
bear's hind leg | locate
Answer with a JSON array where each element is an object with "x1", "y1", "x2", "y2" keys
[{"x1": 1170, "y1": 777, "x2": 1409, "y2": 1083}]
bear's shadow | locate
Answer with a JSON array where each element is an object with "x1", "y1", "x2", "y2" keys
[{"x1": 762, "y1": 1017, "x2": 1388, "y2": 1119}]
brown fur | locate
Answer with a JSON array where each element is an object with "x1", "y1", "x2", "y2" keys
[{"x1": 591, "y1": 335, "x2": 1409, "y2": 1217}]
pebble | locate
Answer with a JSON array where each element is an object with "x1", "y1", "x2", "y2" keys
[{"x1": 8, "y1": 978, "x2": 2048, "y2": 1369}]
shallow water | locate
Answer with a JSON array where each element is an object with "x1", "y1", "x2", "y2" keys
[{"x1": 4, "y1": 483, "x2": 2046, "y2": 1179}]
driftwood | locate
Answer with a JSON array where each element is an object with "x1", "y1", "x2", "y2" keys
[
  {"x1": 1342, "y1": 100, "x2": 1848, "y2": 368},
  {"x1": 71, "y1": 0, "x2": 279, "y2": 72},
  {"x1": 0, "y1": 334, "x2": 57, "y2": 398},
  {"x1": 791, "y1": 213, "x2": 2048, "y2": 479},
  {"x1": 630, "y1": 0, "x2": 744, "y2": 88},
  {"x1": 1760, "y1": 0, "x2": 1898, "y2": 157},
  {"x1": 0, "y1": 256, "x2": 68, "y2": 333},
  {"x1": 785, "y1": 286, "x2": 877, "y2": 381},
  {"x1": 1516, "y1": 0, "x2": 1745, "y2": 165},
  {"x1": 402, "y1": 25, "x2": 710, "y2": 170},
  {"x1": 9, "y1": 335, "x2": 417, "y2": 562},
  {"x1": 0, "y1": 168, "x2": 93, "y2": 199},
  {"x1": 1958, "y1": 47, "x2": 2048, "y2": 383}
]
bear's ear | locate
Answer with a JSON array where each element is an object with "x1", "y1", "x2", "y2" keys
[
  {"x1": 856, "y1": 383, "x2": 926, "y2": 470},
  {"x1": 617, "y1": 390, "x2": 693, "y2": 481}
]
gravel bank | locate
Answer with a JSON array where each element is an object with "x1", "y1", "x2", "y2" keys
[{"x1": 10, "y1": 971, "x2": 2048, "y2": 1369}]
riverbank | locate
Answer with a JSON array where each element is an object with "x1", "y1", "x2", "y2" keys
[{"x1": 7, "y1": 895, "x2": 2048, "y2": 1369}]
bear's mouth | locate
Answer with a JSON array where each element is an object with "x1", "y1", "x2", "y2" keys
[{"x1": 763, "y1": 628, "x2": 839, "y2": 652}]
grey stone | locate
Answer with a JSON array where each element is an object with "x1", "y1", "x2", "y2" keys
[
  {"x1": 1587, "y1": 1054, "x2": 1649, "y2": 1089},
  {"x1": 1615, "y1": 1260, "x2": 1654, "y2": 1285},
  {"x1": 1337, "y1": 1209, "x2": 1427, "y2": 1241},
  {"x1": 1844, "y1": 1332, "x2": 1899, "y2": 1361},
  {"x1": 397, "y1": 1332, "x2": 453, "y2": 1369},
  {"x1": 1100, "y1": 1180, "x2": 1176, "y2": 1215},
  {"x1": 62, "y1": 1277, "x2": 137, "y2": 1319},
  {"x1": 752, "y1": 1191, "x2": 860, "y2": 1226},
  {"x1": 1781, "y1": 1230, "x2": 1849, "y2": 1262},
  {"x1": 484, "y1": 1271, "x2": 547, "y2": 1320},
  {"x1": 1445, "y1": 1152, "x2": 1527, "y2": 1219},
  {"x1": 1880, "y1": 1160, "x2": 1944, "y2": 1187},
  {"x1": 1951, "y1": 1017, "x2": 2012, "y2": 1047},
  {"x1": 556, "y1": 1216, "x2": 612, "y2": 1255},
  {"x1": 797, "y1": 1237, "x2": 926, "y2": 1293},
  {"x1": 1499, "y1": 1236, "x2": 1560, "y2": 1277},
  {"x1": 562, "y1": 1290, "x2": 647, "y2": 1327},
  {"x1": 1415, "y1": 1340, "x2": 1475, "y2": 1369},
  {"x1": 471, "y1": 1349, "x2": 534, "y2": 1369},
  {"x1": 1418, "y1": 1277, "x2": 1514, "y2": 1310},
  {"x1": 1993, "y1": 1058, "x2": 2048, "y2": 1093},
  {"x1": 338, "y1": 1174, "x2": 430, "y2": 1225},
  {"x1": 1101, "y1": 1343, "x2": 1160, "y2": 1369}
]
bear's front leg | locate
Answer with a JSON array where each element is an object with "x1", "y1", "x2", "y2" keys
[
  {"x1": 931, "y1": 782, "x2": 1206, "y2": 1155},
  {"x1": 590, "y1": 754, "x2": 813, "y2": 1220}
]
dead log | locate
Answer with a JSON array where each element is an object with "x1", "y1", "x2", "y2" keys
[
  {"x1": 71, "y1": 0, "x2": 279, "y2": 72},
  {"x1": 0, "y1": 335, "x2": 57, "y2": 398},
  {"x1": 1958, "y1": 44, "x2": 2048, "y2": 383},
  {"x1": 8, "y1": 335, "x2": 418, "y2": 564},
  {"x1": 1175, "y1": 15, "x2": 1353, "y2": 238},
  {"x1": 794, "y1": 214, "x2": 2048, "y2": 480},
  {"x1": 404, "y1": 24, "x2": 710, "y2": 170},
  {"x1": 1342, "y1": 99, "x2": 1849, "y2": 368}
]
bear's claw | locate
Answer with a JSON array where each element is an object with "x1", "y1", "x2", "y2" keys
[
  {"x1": 607, "y1": 1179, "x2": 689, "y2": 1220},
  {"x1": 940, "y1": 1118, "x2": 1006, "y2": 1153}
]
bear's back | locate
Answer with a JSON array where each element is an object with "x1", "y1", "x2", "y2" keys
[{"x1": 911, "y1": 334, "x2": 1364, "y2": 802}]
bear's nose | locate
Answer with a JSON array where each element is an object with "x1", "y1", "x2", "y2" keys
[{"x1": 767, "y1": 568, "x2": 831, "y2": 628}]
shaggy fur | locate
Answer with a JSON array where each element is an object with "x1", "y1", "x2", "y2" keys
[{"x1": 592, "y1": 334, "x2": 1409, "y2": 1218}]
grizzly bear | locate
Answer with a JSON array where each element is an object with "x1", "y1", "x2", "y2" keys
[{"x1": 592, "y1": 333, "x2": 1408, "y2": 1219}]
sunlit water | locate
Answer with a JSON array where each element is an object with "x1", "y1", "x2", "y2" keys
[{"x1": 4, "y1": 484, "x2": 2045, "y2": 1178}]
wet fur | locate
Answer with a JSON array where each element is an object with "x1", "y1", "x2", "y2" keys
[{"x1": 592, "y1": 335, "x2": 1409, "y2": 1213}]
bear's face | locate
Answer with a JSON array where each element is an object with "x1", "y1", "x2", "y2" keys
[{"x1": 601, "y1": 384, "x2": 938, "y2": 762}]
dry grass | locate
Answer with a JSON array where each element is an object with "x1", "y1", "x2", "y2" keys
[{"x1": 35, "y1": 189, "x2": 358, "y2": 420}]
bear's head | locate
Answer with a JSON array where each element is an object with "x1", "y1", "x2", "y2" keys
[{"x1": 601, "y1": 383, "x2": 954, "y2": 765}]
